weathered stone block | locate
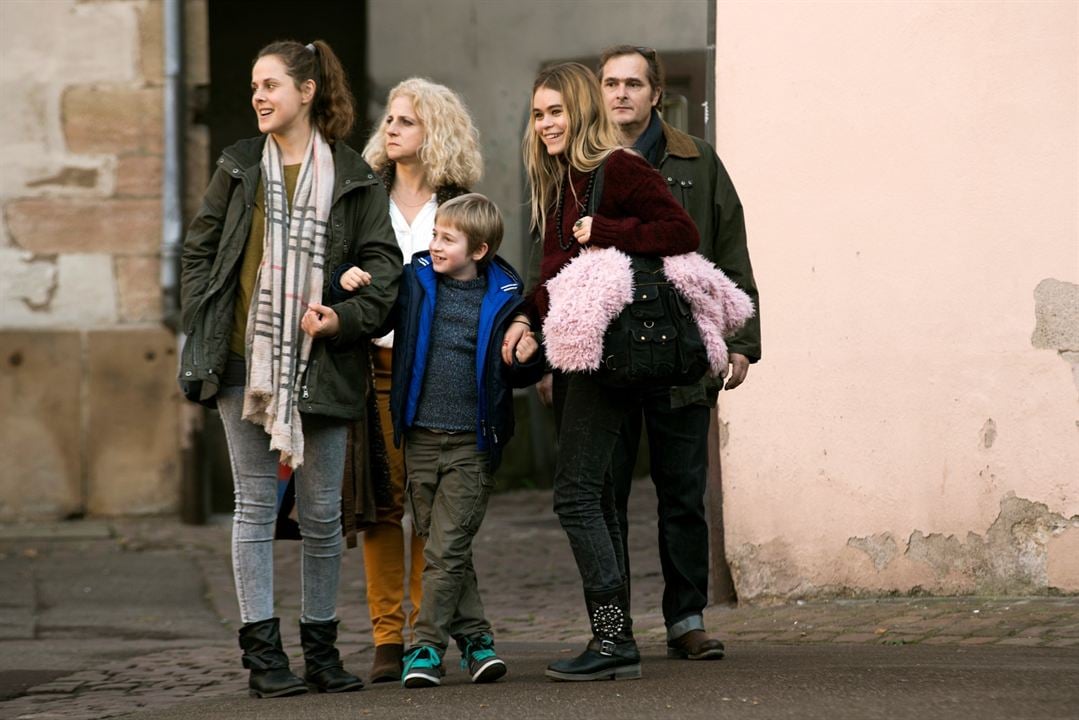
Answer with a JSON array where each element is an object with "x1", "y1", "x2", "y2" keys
[
  {"x1": 1047, "y1": 526, "x2": 1079, "y2": 593},
  {"x1": 1032, "y1": 279, "x2": 1079, "y2": 351},
  {"x1": 0, "y1": 330, "x2": 83, "y2": 520},
  {"x1": 116, "y1": 256, "x2": 161, "y2": 323},
  {"x1": 62, "y1": 85, "x2": 163, "y2": 155},
  {"x1": 138, "y1": 0, "x2": 163, "y2": 84},
  {"x1": 0, "y1": 247, "x2": 57, "y2": 315},
  {"x1": 86, "y1": 327, "x2": 180, "y2": 516},
  {"x1": 115, "y1": 154, "x2": 163, "y2": 197},
  {"x1": 184, "y1": 0, "x2": 209, "y2": 86},
  {"x1": 6, "y1": 197, "x2": 161, "y2": 254},
  {"x1": 0, "y1": 253, "x2": 118, "y2": 328}
]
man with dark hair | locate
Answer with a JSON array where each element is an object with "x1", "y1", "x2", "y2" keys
[{"x1": 597, "y1": 45, "x2": 761, "y2": 661}]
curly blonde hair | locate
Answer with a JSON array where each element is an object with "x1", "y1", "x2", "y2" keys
[
  {"x1": 523, "y1": 62, "x2": 620, "y2": 237},
  {"x1": 363, "y1": 78, "x2": 482, "y2": 190}
]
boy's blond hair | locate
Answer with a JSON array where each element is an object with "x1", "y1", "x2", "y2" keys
[{"x1": 435, "y1": 193, "x2": 503, "y2": 266}]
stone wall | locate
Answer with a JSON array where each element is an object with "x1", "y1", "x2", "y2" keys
[{"x1": 0, "y1": 0, "x2": 206, "y2": 519}]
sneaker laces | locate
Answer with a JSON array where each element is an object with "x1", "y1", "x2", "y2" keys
[
  {"x1": 461, "y1": 634, "x2": 496, "y2": 668},
  {"x1": 405, "y1": 645, "x2": 440, "y2": 670}
]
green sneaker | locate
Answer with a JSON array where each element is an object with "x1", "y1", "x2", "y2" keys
[
  {"x1": 402, "y1": 645, "x2": 443, "y2": 688},
  {"x1": 459, "y1": 633, "x2": 507, "y2": 684}
]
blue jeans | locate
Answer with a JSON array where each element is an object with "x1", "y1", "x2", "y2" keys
[
  {"x1": 552, "y1": 372, "x2": 635, "y2": 593},
  {"x1": 610, "y1": 391, "x2": 711, "y2": 640},
  {"x1": 217, "y1": 386, "x2": 346, "y2": 624}
]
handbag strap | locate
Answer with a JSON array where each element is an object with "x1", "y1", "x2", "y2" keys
[{"x1": 586, "y1": 154, "x2": 608, "y2": 218}]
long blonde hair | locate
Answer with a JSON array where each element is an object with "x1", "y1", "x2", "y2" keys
[
  {"x1": 363, "y1": 77, "x2": 482, "y2": 189},
  {"x1": 523, "y1": 62, "x2": 621, "y2": 236}
]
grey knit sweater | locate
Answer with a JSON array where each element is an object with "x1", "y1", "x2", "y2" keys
[{"x1": 413, "y1": 274, "x2": 486, "y2": 432}]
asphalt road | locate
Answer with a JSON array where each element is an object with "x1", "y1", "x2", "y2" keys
[{"x1": 113, "y1": 641, "x2": 1079, "y2": 720}]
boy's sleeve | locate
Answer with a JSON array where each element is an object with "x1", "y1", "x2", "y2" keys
[{"x1": 328, "y1": 263, "x2": 358, "y2": 305}]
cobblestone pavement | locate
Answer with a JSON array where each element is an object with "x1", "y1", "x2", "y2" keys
[{"x1": 1, "y1": 481, "x2": 1077, "y2": 719}]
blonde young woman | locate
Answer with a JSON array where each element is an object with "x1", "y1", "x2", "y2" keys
[
  {"x1": 503, "y1": 62, "x2": 699, "y2": 682},
  {"x1": 350, "y1": 78, "x2": 482, "y2": 683},
  {"x1": 179, "y1": 40, "x2": 402, "y2": 698}
]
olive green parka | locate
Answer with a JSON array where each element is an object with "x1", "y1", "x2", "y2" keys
[
  {"x1": 657, "y1": 122, "x2": 761, "y2": 408},
  {"x1": 178, "y1": 135, "x2": 403, "y2": 417}
]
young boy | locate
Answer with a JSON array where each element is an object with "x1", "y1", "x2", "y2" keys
[{"x1": 340, "y1": 193, "x2": 542, "y2": 687}]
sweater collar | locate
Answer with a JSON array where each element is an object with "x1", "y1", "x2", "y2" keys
[{"x1": 632, "y1": 109, "x2": 666, "y2": 166}]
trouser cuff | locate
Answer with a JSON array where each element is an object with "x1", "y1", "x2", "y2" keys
[{"x1": 667, "y1": 613, "x2": 704, "y2": 642}]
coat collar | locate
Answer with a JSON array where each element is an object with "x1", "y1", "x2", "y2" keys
[
  {"x1": 660, "y1": 121, "x2": 701, "y2": 160},
  {"x1": 216, "y1": 135, "x2": 379, "y2": 204}
]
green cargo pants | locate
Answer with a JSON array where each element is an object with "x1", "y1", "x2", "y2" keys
[{"x1": 404, "y1": 428, "x2": 495, "y2": 653}]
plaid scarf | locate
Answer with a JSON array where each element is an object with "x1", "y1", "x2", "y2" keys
[{"x1": 242, "y1": 130, "x2": 334, "y2": 468}]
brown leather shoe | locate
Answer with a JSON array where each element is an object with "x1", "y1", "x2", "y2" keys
[
  {"x1": 666, "y1": 629, "x2": 726, "y2": 660},
  {"x1": 369, "y1": 643, "x2": 404, "y2": 683}
]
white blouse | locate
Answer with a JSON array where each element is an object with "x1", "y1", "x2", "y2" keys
[{"x1": 373, "y1": 194, "x2": 438, "y2": 348}]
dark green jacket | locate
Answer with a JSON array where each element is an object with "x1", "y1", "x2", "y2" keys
[
  {"x1": 178, "y1": 136, "x2": 402, "y2": 418},
  {"x1": 658, "y1": 121, "x2": 761, "y2": 408}
]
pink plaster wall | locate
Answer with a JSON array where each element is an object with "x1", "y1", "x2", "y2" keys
[{"x1": 715, "y1": 1, "x2": 1079, "y2": 599}]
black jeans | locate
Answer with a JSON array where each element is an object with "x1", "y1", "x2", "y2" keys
[
  {"x1": 551, "y1": 372, "x2": 639, "y2": 594},
  {"x1": 610, "y1": 389, "x2": 711, "y2": 639}
]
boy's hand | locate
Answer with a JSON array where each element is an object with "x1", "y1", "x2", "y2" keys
[
  {"x1": 514, "y1": 332, "x2": 538, "y2": 364},
  {"x1": 340, "y1": 266, "x2": 372, "y2": 291},
  {"x1": 301, "y1": 302, "x2": 340, "y2": 338},
  {"x1": 501, "y1": 315, "x2": 531, "y2": 365}
]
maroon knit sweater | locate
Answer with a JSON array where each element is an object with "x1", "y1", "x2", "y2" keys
[{"x1": 527, "y1": 148, "x2": 700, "y2": 321}]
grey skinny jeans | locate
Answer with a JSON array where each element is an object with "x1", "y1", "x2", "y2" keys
[{"x1": 217, "y1": 386, "x2": 346, "y2": 624}]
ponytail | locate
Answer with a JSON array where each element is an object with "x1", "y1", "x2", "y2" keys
[{"x1": 256, "y1": 39, "x2": 355, "y2": 144}]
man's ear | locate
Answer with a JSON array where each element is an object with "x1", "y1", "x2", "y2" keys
[{"x1": 651, "y1": 86, "x2": 662, "y2": 109}]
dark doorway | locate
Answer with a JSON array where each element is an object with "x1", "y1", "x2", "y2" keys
[{"x1": 206, "y1": 0, "x2": 369, "y2": 165}]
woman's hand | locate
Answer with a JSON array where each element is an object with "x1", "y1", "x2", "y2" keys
[
  {"x1": 515, "y1": 332, "x2": 539, "y2": 364},
  {"x1": 339, "y1": 266, "x2": 372, "y2": 291},
  {"x1": 301, "y1": 302, "x2": 340, "y2": 339},
  {"x1": 572, "y1": 216, "x2": 593, "y2": 245},
  {"x1": 501, "y1": 315, "x2": 532, "y2": 365}
]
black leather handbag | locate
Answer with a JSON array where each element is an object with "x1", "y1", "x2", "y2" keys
[{"x1": 587, "y1": 159, "x2": 710, "y2": 389}]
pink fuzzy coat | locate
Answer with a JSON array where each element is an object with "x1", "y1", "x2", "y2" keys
[{"x1": 542, "y1": 247, "x2": 755, "y2": 379}]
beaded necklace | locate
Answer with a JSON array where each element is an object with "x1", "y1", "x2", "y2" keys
[{"x1": 556, "y1": 169, "x2": 597, "y2": 251}]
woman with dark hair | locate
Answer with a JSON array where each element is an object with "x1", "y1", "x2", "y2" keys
[
  {"x1": 179, "y1": 39, "x2": 402, "y2": 698},
  {"x1": 505, "y1": 62, "x2": 700, "y2": 682}
]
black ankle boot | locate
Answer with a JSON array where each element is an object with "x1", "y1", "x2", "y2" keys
[
  {"x1": 237, "y1": 618, "x2": 309, "y2": 698},
  {"x1": 545, "y1": 583, "x2": 641, "y2": 681},
  {"x1": 299, "y1": 620, "x2": 364, "y2": 693}
]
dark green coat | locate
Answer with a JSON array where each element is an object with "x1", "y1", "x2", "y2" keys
[
  {"x1": 658, "y1": 122, "x2": 761, "y2": 408},
  {"x1": 178, "y1": 136, "x2": 402, "y2": 418}
]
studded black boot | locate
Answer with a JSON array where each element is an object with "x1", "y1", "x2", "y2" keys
[{"x1": 545, "y1": 583, "x2": 641, "y2": 681}]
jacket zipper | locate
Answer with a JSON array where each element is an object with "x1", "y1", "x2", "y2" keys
[{"x1": 302, "y1": 359, "x2": 316, "y2": 400}]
